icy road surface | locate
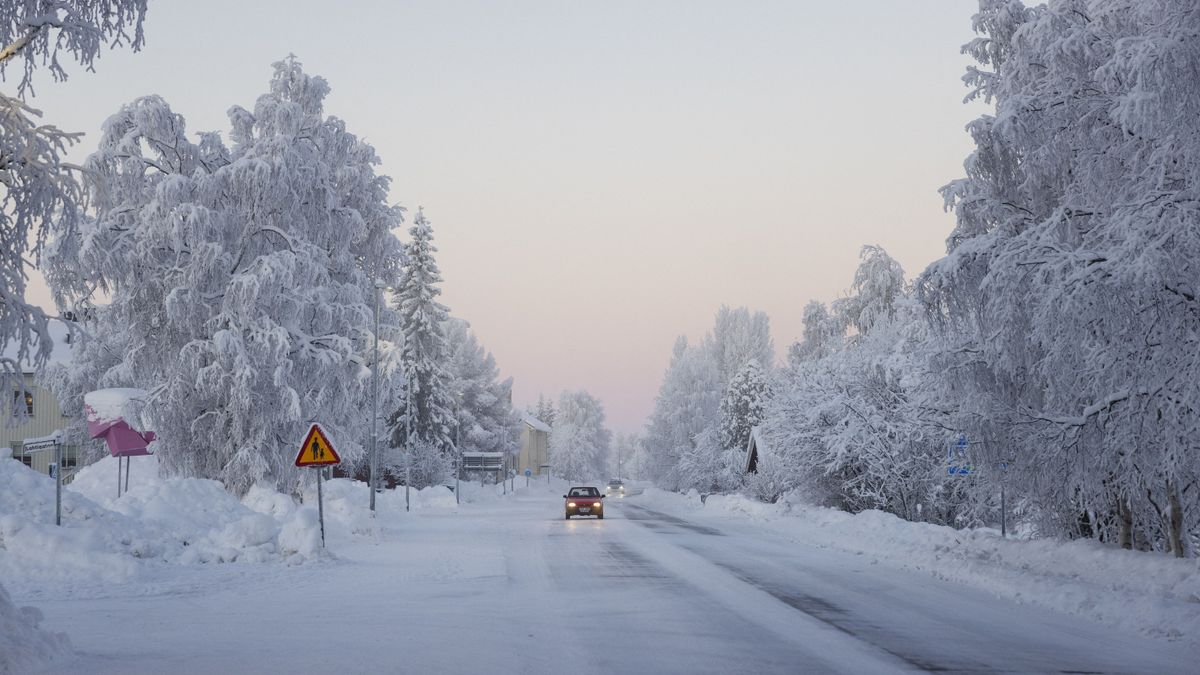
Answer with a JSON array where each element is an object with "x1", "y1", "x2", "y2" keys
[{"x1": 22, "y1": 489, "x2": 1196, "y2": 675}]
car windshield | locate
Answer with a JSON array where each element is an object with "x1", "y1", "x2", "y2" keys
[{"x1": 569, "y1": 487, "x2": 598, "y2": 497}]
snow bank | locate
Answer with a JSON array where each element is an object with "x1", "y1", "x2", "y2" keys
[
  {"x1": 2, "y1": 454, "x2": 469, "y2": 587},
  {"x1": 632, "y1": 488, "x2": 1200, "y2": 647},
  {"x1": 0, "y1": 581, "x2": 70, "y2": 675}
]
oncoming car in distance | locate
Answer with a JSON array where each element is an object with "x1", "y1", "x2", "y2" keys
[
  {"x1": 564, "y1": 486, "x2": 604, "y2": 519},
  {"x1": 605, "y1": 479, "x2": 625, "y2": 497}
]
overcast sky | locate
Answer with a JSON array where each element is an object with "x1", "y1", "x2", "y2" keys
[{"x1": 25, "y1": 0, "x2": 988, "y2": 432}]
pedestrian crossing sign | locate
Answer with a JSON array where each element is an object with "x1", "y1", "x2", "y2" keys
[{"x1": 294, "y1": 424, "x2": 342, "y2": 467}]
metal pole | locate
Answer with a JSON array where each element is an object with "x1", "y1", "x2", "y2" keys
[
  {"x1": 405, "y1": 375, "x2": 411, "y2": 513},
  {"x1": 1001, "y1": 483, "x2": 1006, "y2": 538},
  {"x1": 117, "y1": 456, "x2": 122, "y2": 498},
  {"x1": 124, "y1": 454, "x2": 131, "y2": 493},
  {"x1": 54, "y1": 438, "x2": 62, "y2": 526},
  {"x1": 454, "y1": 394, "x2": 461, "y2": 505},
  {"x1": 317, "y1": 467, "x2": 326, "y2": 548},
  {"x1": 370, "y1": 280, "x2": 382, "y2": 513}
]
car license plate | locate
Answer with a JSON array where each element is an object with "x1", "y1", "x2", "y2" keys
[{"x1": 579, "y1": 507, "x2": 590, "y2": 513}]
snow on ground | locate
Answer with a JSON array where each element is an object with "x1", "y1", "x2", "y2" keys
[
  {"x1": 0, "y1": 454, "x2": 492, "y2": 591},
  {"x1": 632, "y1": 487, "x2": 1200, "y2": 648},
  {"x1": 0, "y1": 581, "x2": 70, "y2": 675}
]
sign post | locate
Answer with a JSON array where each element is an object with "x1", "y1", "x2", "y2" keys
[
  {"x1": 947, "y1": 436, "x2": 971, "y2": 476},
  {"x1": 524, "y1": 467, "x2": 532, "y2": 488},
  {"x1": 294, "y1": 424, "x2": 342, "y2": 548},
  {"x1": 25, "y1": 432, "x2": 63, "y2": 526}
]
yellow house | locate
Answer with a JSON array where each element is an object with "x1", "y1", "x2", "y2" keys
[
  {"x1": 516, "y1": 414, "x2": 550, "y2": 477},
  {"x1": 1, "y1": 321, "x2": 80, "y2": 476}
]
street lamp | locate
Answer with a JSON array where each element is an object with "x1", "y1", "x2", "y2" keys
[
  {"x1": 370, "y1": 279, "x2": 386, "y2": 514},
  {"x1": 454, "y1": 390, "x2": 463, "y2": 505}
]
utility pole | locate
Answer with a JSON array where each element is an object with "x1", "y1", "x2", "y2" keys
[
  {"x1": 454, "y1": 391, "x2": 462, "y2": 505},
  {"x1": 405, "y1": 373, "x2": 412, "y2": 512},
  {"x1": 370, "y1": 279, "x2": 384, "y2": 514}
]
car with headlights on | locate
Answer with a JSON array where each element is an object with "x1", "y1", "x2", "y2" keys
[
  {"x1": 564, "y1": 486, "x2": 604, "y2": 519},
  {"x1": 605, "y1": 479, "x2": 626, "y2": 497}
]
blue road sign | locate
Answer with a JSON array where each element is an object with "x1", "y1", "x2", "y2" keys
[
  {"x1": 948, "y1": 436, "x2": 971, "y2": 476},
  {"x1": 524, "y1": 468, "x2": 532, "y2": 477}
]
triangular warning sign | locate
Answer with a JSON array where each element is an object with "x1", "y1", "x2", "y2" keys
[{"x1": 295, "y1": 424, "x2": 342, "y2": 467}]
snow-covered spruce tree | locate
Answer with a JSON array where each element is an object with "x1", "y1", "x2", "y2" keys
[
  {"x1": 0, "y1": 1, "x2": 147, "y2": 393},
  {"x1": 718, "y1": 359, "x2": 771, "y2": 455},
  {"x1": 548, "y1": 390, "x2": 611, "y2": 482},
  {"x1": 920, "y1": 0, "x2": 1200, "y2": 555},
  {"x1": 387, "y1": 209, "x2": 455, "y2": 486},
  {"x1": 443, "y1": 317, "x2": 521, "y2": 457},
  {"x1": 44, "y1": 58, "x2": 404, "y2": 495}
]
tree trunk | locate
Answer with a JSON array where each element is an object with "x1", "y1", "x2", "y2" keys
[
  {"x1": 1166, "y1": 481, "x2": 1185, "y2": 558},
  {"x1": 1117, "y1": 499, "x2": 1133, "y2": 550}
]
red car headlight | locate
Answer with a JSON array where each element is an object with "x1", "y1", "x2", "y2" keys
[{"x1": 567, "y1": 502, "x2": 577, "y2": 507}]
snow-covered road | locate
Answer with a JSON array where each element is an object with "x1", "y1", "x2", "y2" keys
[{"x1": 21, "y1": 488, "x2": 1196, "y2": 674}]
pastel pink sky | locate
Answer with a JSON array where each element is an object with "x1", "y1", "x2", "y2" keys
[{"x1": 25, "y1": 0, "x2": 988, "y2": 432}]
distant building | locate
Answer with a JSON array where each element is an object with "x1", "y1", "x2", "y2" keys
[
  {"x1": 517, "y1": 413, "x2": 550, "y2": 476},
  {"x1": 1, "y1": 321, "x2": 80, "y2": 476}
]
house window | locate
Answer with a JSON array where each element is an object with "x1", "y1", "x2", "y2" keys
[{"x1": 12, "y1": 390, "x2": 33, "y2": 416}]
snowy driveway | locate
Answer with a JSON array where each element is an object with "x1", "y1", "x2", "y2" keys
[{"x1": 21, "y1": 489, "x2": 1196, "y2": 675}]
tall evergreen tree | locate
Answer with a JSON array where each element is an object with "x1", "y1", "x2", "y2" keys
[
  {"x1": 389, "y1": 209, "x2": 455, "y2": 458},
  {"x1": 718, "y1": 360, "x2": 771, "y2": 453}
]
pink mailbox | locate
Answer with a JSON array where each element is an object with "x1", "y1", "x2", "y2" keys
[{"x1": 84, "y1": 389, "x2": 156, "y2": 457}]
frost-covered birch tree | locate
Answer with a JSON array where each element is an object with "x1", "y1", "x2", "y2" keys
[
  {"x1": 45, "y1": 57, "x2": 404, "y2": 495},
  {"x1": 643, "y1": 336, "x2": 720, "y2": 490},
  {"x1": 920, "y1": 0, "x2": 1200, "y2": 554},
  {"x1": 0, "y1": 1, "x2": 147, "y2": 393},
  {"x1": 444, "y1": 317, "x2": 521, "y2": 457},
  {"x1": 549, "y1": 389, "x2": 610, "y2": 482}
]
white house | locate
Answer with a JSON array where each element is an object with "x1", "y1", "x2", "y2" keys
[
  {"x1": 1, "y1": 320, "x2": 79, "y2": 476},
  {"x1": 516, "y1": 413, "x2": 551, "y2": 477}
]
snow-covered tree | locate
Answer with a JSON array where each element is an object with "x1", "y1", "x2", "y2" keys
[
  {"x1": 387, "y1": 208, "x2": 455, "y2": 461},
  {"x1": 643, "y1": 336, "x2": 720, "y2": 490},
  {"x1": 528, "y1": 394, "x2": 556, "y2": 428},
  {"x1": 707, "y1": 305, "x2": 774, "y2": 388},
  {"x1": 548, "y1": 389, "x2": 610, "y2": 482},
  {"x1": 0, "y1": 1, "x2": 148, "y2": 394},
  {"x1": 762, "y1": 247, "x2": 948, "y2": 520},
  {"x1": 786, "y1": 300, "x2": 841, "y2": 368},
  {"x1": 718, "y1": 359, "x2": 771, "y2": 454},
  {"x1": 443, "y1": 317, "x2": 521, "y2": 457},
  {"x1": 920, "y1": 0, "x2": 1200, "y2": 555},
  {"x1": 44, "y1": 58, "x2": 404, "y2": 495},
  {"x1": 608, "y1": 431, "x2": 641, "y2": 480}
]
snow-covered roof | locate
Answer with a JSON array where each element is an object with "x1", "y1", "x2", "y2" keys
[
  {"x1": 0, "y1": 319, "x2": 74, "y2": 374},
  {"x1": 744, "y1": 426, "x2": 767, "y2": 473},
  {"x1": 84, "y1": 388, "x2": 151, "y2": 428},
  {"x1": 522, "y1": 414, "x2": 551, "y2": 433}
]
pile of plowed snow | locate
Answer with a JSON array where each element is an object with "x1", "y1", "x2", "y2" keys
[
  {"x1": 631, "y1": 487, "x2": 1200, "y2": 648},
  {"x1": 0, "y1": 453, "x2": 458, "y2": 586}
]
